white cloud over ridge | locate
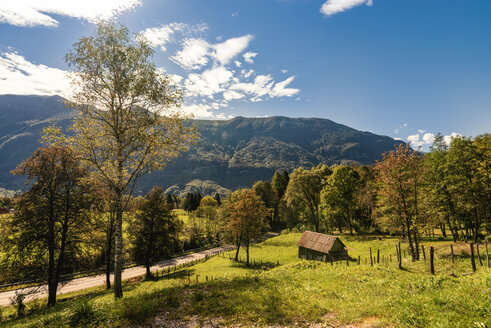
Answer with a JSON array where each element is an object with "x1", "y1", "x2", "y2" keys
[
  {"x1": 0, "y1": 0, "x2": 141, "y2": 27},
  {"x1": 320, "y1": 0, "x2": 373, "y2": 16},
  {"x1": 0, "y1": 52, "x2": 71, "y2": 97},
  {"x1": 407, "y1": 131, "x2": 462, "y2": 149}
]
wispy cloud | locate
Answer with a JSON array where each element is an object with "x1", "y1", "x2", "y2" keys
[
  {"x1": 0, "y1": 0, "x2": 141, "y2": 27},
  {"x1": 141, "y1": 23, "x2": 207, "y2": 52},
  {"x1": 170, "y1": 35, "x2": 254, "y2": 70},
  {"x1": 243, "y1": 51, "x2": 258, "y2": 64},
  {"x1": 0, "y1": 52, "x2": 71, "y2": 96},
  {"x1": 320, "y1": 0, "x2": 373, "y2": 17}
]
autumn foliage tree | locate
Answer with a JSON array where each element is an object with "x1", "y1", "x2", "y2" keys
[
  {"x1": 375, "y1": 144, "x2": 423, "y2": 261},
  {"x1": 226, "y1": 189, "x2": 269, "y2": 266}
]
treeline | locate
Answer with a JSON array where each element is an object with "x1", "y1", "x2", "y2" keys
[{"x1": 247, "y1": 133, "x2": 489, "y2": 261}]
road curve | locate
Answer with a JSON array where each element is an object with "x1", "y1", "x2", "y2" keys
[{"x1": 0, "y1": 245, "x2": 234, "y2": 307}]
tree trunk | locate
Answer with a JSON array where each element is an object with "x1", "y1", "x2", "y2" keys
[
  {"x1": 234, "y1": 236, "x2": 241, "y2": 261},
  {"x1": 440, "y1": 223, "x2": 447, "y2": 238},
  {"x1": 246, "y1": 239, "x2": 250, "y2": 267},
  {"x1": 113, "y1": 189, "x2": 124, "y2": 299},
  {"x1": 106, "y1": 229, "x2": 112, "y2": 289},
  {"x1": 404, "y1": 217, "x2": 416, "y2": 262}
]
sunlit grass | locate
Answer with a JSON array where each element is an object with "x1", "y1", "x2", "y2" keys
[{"x1": 1, "y1": 233, "x2": 490, "y2": 328}]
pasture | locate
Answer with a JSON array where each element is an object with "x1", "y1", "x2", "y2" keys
[{"x1": 0, "y1": 233, "x2": 489, "y2": 327}]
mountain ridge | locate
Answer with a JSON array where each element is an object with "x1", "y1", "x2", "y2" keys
[{"x1": 0, "y1": 94, "x2": 404, "y2": 195}]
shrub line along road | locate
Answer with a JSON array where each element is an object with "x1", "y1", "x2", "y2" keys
[{"x1": 0, "y1": 245, "x2": 234, "y2": 307}]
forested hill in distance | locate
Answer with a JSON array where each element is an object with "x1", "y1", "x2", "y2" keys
[{"x1": 0, "y1": 94, "x2": 405, "y2": 196}]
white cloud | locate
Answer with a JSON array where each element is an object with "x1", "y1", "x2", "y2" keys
[
  {"x1": 407, "y1": 134, "x2": 424, "y2": 148},
  {"x1": 417, "y1": 129, "x2": 425, "y2": 134},
  {"x1": 171, "y1": 38, "x2": 210, "y2": 70},
  {"x1": 271, "y1": 76, "x2": 300, "y2": 97},
  {"x1": 0, "y1": 52, "x2": 71, "y2": 97},
  {"x1": 213, "y1": 35, "x2": 254, "y2": 66},
  {"x1": 444, "y1": 132, "x2": 461, "y2": 145},
  {"x1": 281, "y1": 69, "x2": 288, "y2": 74},
  {"x1": 184, "y1": 66, "x2": 234, "y2": 98},
  {"x1": 422, "y1": 133, "x2": 435, "y2": 145},
  {"x1": 223, "y1": 90, "x2": 245, "y2": 101},
  {"x1": 179, "y1": 103, "x2": 226, "y2": 119},
  {"x1": 171, "y1": 34, "x2": 254, "y2": 70},
  {"x1": 243, "y1": 51, "x2": 257, "y2": 64},
  {"x1": 320, "y1": 0, "x2": 373, "y2": 16},
  {"x1": 0, "y1": 0, "x2": 141, "y2": 27},
  {"x1": 234, "y1": 60, "x2": 242, "y2": 68},
  {"x1": 394, "y1": 137, "x2": 402, "y2": 141},
  {"x1": 241, "y1": 69, "x2": 255, "y2": 79},
  {"x1": 230, "y1": 74, "x2": 299, "y2": 100}
]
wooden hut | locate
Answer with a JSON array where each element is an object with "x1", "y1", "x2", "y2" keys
[{"x1": 297, "y1": 231, "x2": 348, "y2": 262}]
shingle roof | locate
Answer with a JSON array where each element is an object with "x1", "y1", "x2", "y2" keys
[{"x1": 297, "y1": 231, "x2": 343, "y2": 254}]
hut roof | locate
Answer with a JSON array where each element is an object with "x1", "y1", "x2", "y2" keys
[{"x1": 297, "y1": 231, "x2": 343, "y2": 254}]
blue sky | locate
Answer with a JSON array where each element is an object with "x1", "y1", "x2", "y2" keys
[{"x1": 1, "y1": 0, "x2": 490, "y2": 149}]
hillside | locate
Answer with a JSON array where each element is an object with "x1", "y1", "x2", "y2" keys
[{"x1": 0, "y1": 95, "x2": 404, "y2": 195}]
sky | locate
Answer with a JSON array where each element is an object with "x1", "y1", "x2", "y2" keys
[{"x1": 1, "y1": 0, "x2": 490, "y2": 150}]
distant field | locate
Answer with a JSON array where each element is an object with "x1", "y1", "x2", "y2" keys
[
  {"x1": 1, "y1": 233, "x2": 490, "y2": 328},
  {"x1": 172, "y1": 209, "x2": 190, "y2": 225}
]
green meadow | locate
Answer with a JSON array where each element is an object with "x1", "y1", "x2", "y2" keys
[{"x1": 1, "y1": 233, "x2": 489, "y2": 327}]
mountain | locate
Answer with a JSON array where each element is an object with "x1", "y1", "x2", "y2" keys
[{"x1": 0, "y1": 95, "x2": 404, "y2": 196}]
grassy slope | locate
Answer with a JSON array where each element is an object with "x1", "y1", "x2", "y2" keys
[{"x1": 1, "y1": 234, "x2": 490, "y2": 328}]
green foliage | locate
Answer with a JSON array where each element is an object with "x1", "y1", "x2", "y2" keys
[
  {"x1": 131, "y1": 187, "x2": 182, "y2": 277},
  {"x1": 284, "y1": 164, "x2": 332, "y2": 232},
  {"x1": 321, "y1": 165, "x2": 361, "y2": 235}
]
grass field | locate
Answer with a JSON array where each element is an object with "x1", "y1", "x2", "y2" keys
[{"x1": 1, "y1": 233, "x2": 489, "y2": 327}]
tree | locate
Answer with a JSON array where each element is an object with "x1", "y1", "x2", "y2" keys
[
  {"x1": 131, "y1": 187, "x2": 182, "y2": 278},
  {"x1": 183, "y1": 192, "x2": 202, "y2": 212},
  {"x1": 271, "y1": 170, "x2": 289, "y2": 227},
  {"x1": 7, "y1": 146, "x2": 93, "y2": 306},
  {"x1": 63, "y1": 22, "x2": 197, "y2": 298},
  {"x1": 213, "y1": 192, "x2": 222, "y2": 206},
  {"x1": 284, "y1": 165, "x2": 332, "y2": 232},
  {"x1": 195, "y1": 196, "x2": 220, "y2": 243},
  {"x1": 252, "y1": 181, "x2": 275, "y2": 227},
  {"x1": 375, "y1": 144, "x2": 423, "y2": 261},
  {"x1": 226, "y1": 189, "x2": 269, "y2": 266},
  {"x1": 321, "y1": 166, "x2": 361, "y2": 235}
]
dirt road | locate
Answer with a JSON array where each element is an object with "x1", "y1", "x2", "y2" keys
[{"x1": 0, "y1": 245, "x2": 234, "y2": 307}]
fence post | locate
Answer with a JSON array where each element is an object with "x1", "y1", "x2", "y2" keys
[
  {"x1": 430, "y1": 246, "x2": 435, "y2": 275},
  {"x1": 398, "y1": 242, "x2": 402, "y2": 269},
  {"x1": 422, "y1": 245, "x2": 426, "y2": 261},
  {"x1": 485, "y1": 240, "x2": 490, "y2": 268},
  {"x1": 370, "y1": 247, "x2": 373, "y2": 267},
  {"x1": 196, "y1": 275, "x2": 199, "y2": 283},
  {"x1": 377, "y1": 250, "x2": 380, "y2": 264},
  {"x1": 346, "y1": 256, "x2": 349, "y2": 266},
  {"x1": 476, "y1": 244, "x2": 483, "y2": 266},
  {"x1": 470, "y1": 243, "x2": 476, "y2": 273},
  {"x1": 450, "y1": 245, "x2": 454, "y2": 264},
  {"x1": 358, "y1": 255, "x2": 360, "y2": 265}
]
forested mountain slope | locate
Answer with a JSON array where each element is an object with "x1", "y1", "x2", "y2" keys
[{"x1": 0, "y1": 95, "x2": 404, "y2": 195}]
